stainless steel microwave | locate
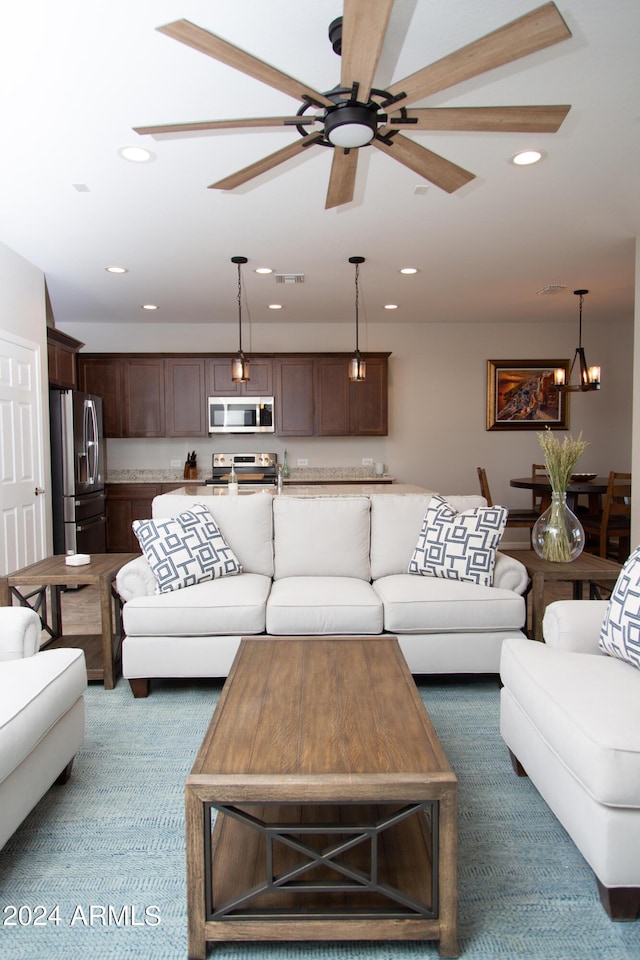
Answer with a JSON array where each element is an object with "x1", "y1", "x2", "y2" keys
[{"x1": 207, "y1": 396, "x2": 275, "y2": 434}]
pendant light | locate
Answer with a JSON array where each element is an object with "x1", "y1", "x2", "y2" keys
[
  {"x1": 348, "y1": 256, "x2": 366, "y2": 382},
  {"x1": 230, "y1": 255, "x2": 250, "y2": 383},
  {"x1": 554, "y1": 289, "x2": 600, "y2": 392}
]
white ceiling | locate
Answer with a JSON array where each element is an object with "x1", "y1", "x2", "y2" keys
[{"x1": 1, "y1": 0, "x2": 638, "y2": 331}]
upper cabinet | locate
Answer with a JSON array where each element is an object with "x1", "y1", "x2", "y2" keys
[
  {"x1": 349, "y1": 356, "x2": 388, "y2": 436},
  {"x1": 123, "y1": 357, "x2": 166, "y2": 437},
  {"x1": 206, "y1": 357, "x2": 273, "y2": 397},
  {"x1": 275, "y1": 357, "x2": 315, "y2": 437},
  {"x1": 77, "y1": 352, "x2": 389, "y2": 438},
  {"x1": 77, "y1": 355, "x2": 123, "y2": 436},
  {"x1": 47, "y1": 327, "x2": 84, "y2": 389},
  {"x1": 165, "y1": 357, "x2": 206, "y2": 437}
]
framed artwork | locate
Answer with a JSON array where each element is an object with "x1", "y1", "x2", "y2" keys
[{"x1": 486, "y1": 359, "x2": 570, "y2": 431}]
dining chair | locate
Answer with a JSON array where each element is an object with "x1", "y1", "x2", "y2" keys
[
  {"x1": 477, "y1": 467, "x2": 540, "y2": 528},
  {"x1": 582, "y1": 471, "x2": 631, "y2": 562},
  {"x1": 531, "y1": 463, "x2": 547, "y2": 511}
]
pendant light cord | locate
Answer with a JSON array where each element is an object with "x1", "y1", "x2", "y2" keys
[{"x1": 354, "y1": 260, "x2": 360, "y2": 353}]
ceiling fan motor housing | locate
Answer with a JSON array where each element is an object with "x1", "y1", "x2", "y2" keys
[{"x1": 328, "y1": 17, "x2": 342, "y2": 55}]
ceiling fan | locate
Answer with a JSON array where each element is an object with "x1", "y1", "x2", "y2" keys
[{"x1": 134, "y1": 1, "x2": 572, "y2": 209}]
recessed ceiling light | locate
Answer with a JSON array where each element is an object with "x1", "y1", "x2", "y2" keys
[
  {"x1": 268, "y1": 304, "x2": 283, "y2": 310},
  {"x1": 105, "y1": 265, "x2": 128, "y2": 274},
  {"x1": 255, "y1": 267, "x2": 273, "y2": 275},
  {"x1": 399, "y1": 267, "x2": 418, "y2": 275},
  {"x1": 141, "y1": 304, "x2": 158, "y2": 311},
  {"x1": 384, "y1": 304, "x2": 398, "y2": 310},
  {"x1": 511, "y1": 149, "x2": 544, "y2": 166},
  {"x1": 118, "y1": 146, "x2": 155, "y2": 163}
]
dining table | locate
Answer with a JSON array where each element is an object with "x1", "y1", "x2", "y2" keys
[{"x1": 510, "y1": 475, "x2": 611, "y2": 514}]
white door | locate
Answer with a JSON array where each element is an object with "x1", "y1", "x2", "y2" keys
[{"x1": 0, "y1": 332, "x2": 47, "y2": 575}]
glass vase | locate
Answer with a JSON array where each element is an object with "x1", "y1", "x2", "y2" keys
[{"x1": 532, "y1": 491, "x2": 585, "y2": 563}]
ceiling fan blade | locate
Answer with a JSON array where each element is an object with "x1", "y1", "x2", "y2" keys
[
  {"x1": 372, "y1": 133, "x2": 475, "y2": 193},
  {"x1": 208, "y1": 136, "x2": 321, "y2": 191},
  {"x1": 340, "y1": 0, "x2": 394, "y2": 99},
  {"x1": 385, "y1": 2, "x2": 571, "y2": 108},
  {"x1": 133, "y1": 116, "x2": 318, "y2": 137},
  {"x1": 325, "y1": 149, "x2": 359, "y2": 209},
  {"x1": 158, "y1": 19, "x2": 334, "y2": 107},
  {"x1": 392, "y1": 104, "x2": 571, "y2": 133}
]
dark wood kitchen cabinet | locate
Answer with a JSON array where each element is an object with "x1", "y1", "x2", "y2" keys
[
  {"x1": 275, "y1": 357, "x2": 315, "y2": 436},
  {"x1": 79, "y1": 351, "x2": 389, "y2": 438},
  {"x1": 106, "y1": 484, "x2": 159, "y2": 553},
  {"x1": 77, "y1": 355, "x2": 123, "y2": 436},
  {"x1": 206, "y1": 357, "x2": 273, "y2": 397},
  {"x1": 165, "y1": 357, "x2": 206, "y2": 437},
  {"x1": 47, "y1": 328, "x2": 84, "y2": 389},
  {"x1": 315, "y1": 357, "x2": 350, "y2": 436},
  {"x1": 278, "y1": 354, "x2": 389, "y2": 437},
  {"x1": 123, "y1": 357, "x2": 165, "y2": 437},
  {"x1": 349, "y1": 355, "x2": 388, "y2": 436}
]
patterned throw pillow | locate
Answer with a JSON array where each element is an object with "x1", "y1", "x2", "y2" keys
[
  {"x1": 599, "y1": 545, "x2": 640, "y2": 669},
  {"x1": 132, "y1": 503, "x2": 242, "y2": 594},
  {"x1": 408, "y1": 494, "x2": 507, "y2": 587}
]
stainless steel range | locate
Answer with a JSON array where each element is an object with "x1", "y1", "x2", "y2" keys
[{"x1": 205, "y1": 452, "x2": 278, "y2": 486}]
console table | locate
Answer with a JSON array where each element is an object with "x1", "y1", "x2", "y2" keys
[{"x1": 0, "y1": 553, "x2": 138, "y2": 688}]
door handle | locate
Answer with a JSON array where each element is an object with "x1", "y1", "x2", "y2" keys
[{"x1": 34, "y1": 486, "x2": 45, "y2": 495}]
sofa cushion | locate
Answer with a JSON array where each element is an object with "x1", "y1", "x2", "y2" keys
[
  {"x1": 272, "y1": 497, "x2": 371, "y2": 581},
  {"x1": 599, "y1": 545, "x2": 640, "y2": 670},
  {"x1": 0, "y1": 649, "x2": 86, "y2": 784},
  {"x1": 152, "y1": 492, "x2": 274, "y2": 577},
  {"x1": 408, "y1": 495, "x2": 507, "y2": 586},
  {"x1": 122, "y1": 573, "x2": 272, "y2": 637},
  {"x1": 501, "y1": 636, "x2": 640, "y2": 808},
  {"x1": 133, "y1": 503, "x2": 242, "y2": 593},
  {"x1": 266, "y1": 577, "x2": 383, "y2": 635},
  {"x1": 369, "y1": 494, "x2": 487, "y2": 579},
  {"x1": 373, "y1": 574, "x2": 525, "y2": 633}
]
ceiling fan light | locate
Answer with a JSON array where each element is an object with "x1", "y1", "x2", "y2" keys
[{"x1": 324, "y1": 104, "x2": 377, "y2": 149}]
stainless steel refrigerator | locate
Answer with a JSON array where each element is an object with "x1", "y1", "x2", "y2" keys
[{"x1": 49, "y1": 388, "x2": 107, "y2": 555}]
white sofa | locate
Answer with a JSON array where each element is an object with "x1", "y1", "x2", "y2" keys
[
  {"x1": 116, "y1": 492, "x2": 529, "y2": 697},
  {"x1": 0, "y1": 607, "x2": 87, "y2": 850},
  {"x1": 500, "y1": 599, "x2": 640, "y2": 920}
]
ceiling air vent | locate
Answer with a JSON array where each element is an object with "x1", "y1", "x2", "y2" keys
[
  {"x1": 275, "y1": 274, "x2": 305, "y2": 284},
  {"x1": 536, "y1": 284, "x2": 567, "y2": 295}
]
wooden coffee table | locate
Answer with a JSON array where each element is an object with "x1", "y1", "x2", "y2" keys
[
  {"x1": 185, "y1": 636, "x2": 458, "y2": 958},
  {"x1": 0, "y1": 553, "x2": 138, "y2": 688}
]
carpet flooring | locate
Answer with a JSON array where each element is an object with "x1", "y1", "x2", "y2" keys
[{"x1": 2, "y1": 669, "x2": 639, "y2": 960}]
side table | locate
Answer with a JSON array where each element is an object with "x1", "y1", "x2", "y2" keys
[
  {"x1": 503, "y1": 549, "x2": 622, "y2": 642},
  {"x1": 0, "y1": 553, "x2": 138, "y2": 688}
]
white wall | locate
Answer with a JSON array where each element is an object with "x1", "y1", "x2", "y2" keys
[{"x1": 62, "y1": 312, "x2": 633, "y2": 548}]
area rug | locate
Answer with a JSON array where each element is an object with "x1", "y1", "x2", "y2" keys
[{"x1": 1, "y1": 677, "x2": 639, "y2": 960}]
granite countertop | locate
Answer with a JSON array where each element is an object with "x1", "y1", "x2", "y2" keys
[
  {"x1": 163, "y1": 484, "x2": 432, "y2": 497},
  {"x1": 106, "y1": 468, "x2": 397, "y2": 485}
]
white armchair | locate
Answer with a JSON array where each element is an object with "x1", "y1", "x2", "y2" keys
[
  {"x1": 0, "y1": 607, "x2": 87, "y2": 849},
  {"x1": 500, "y1": 600, "x2": 640, "y2": 920}
]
